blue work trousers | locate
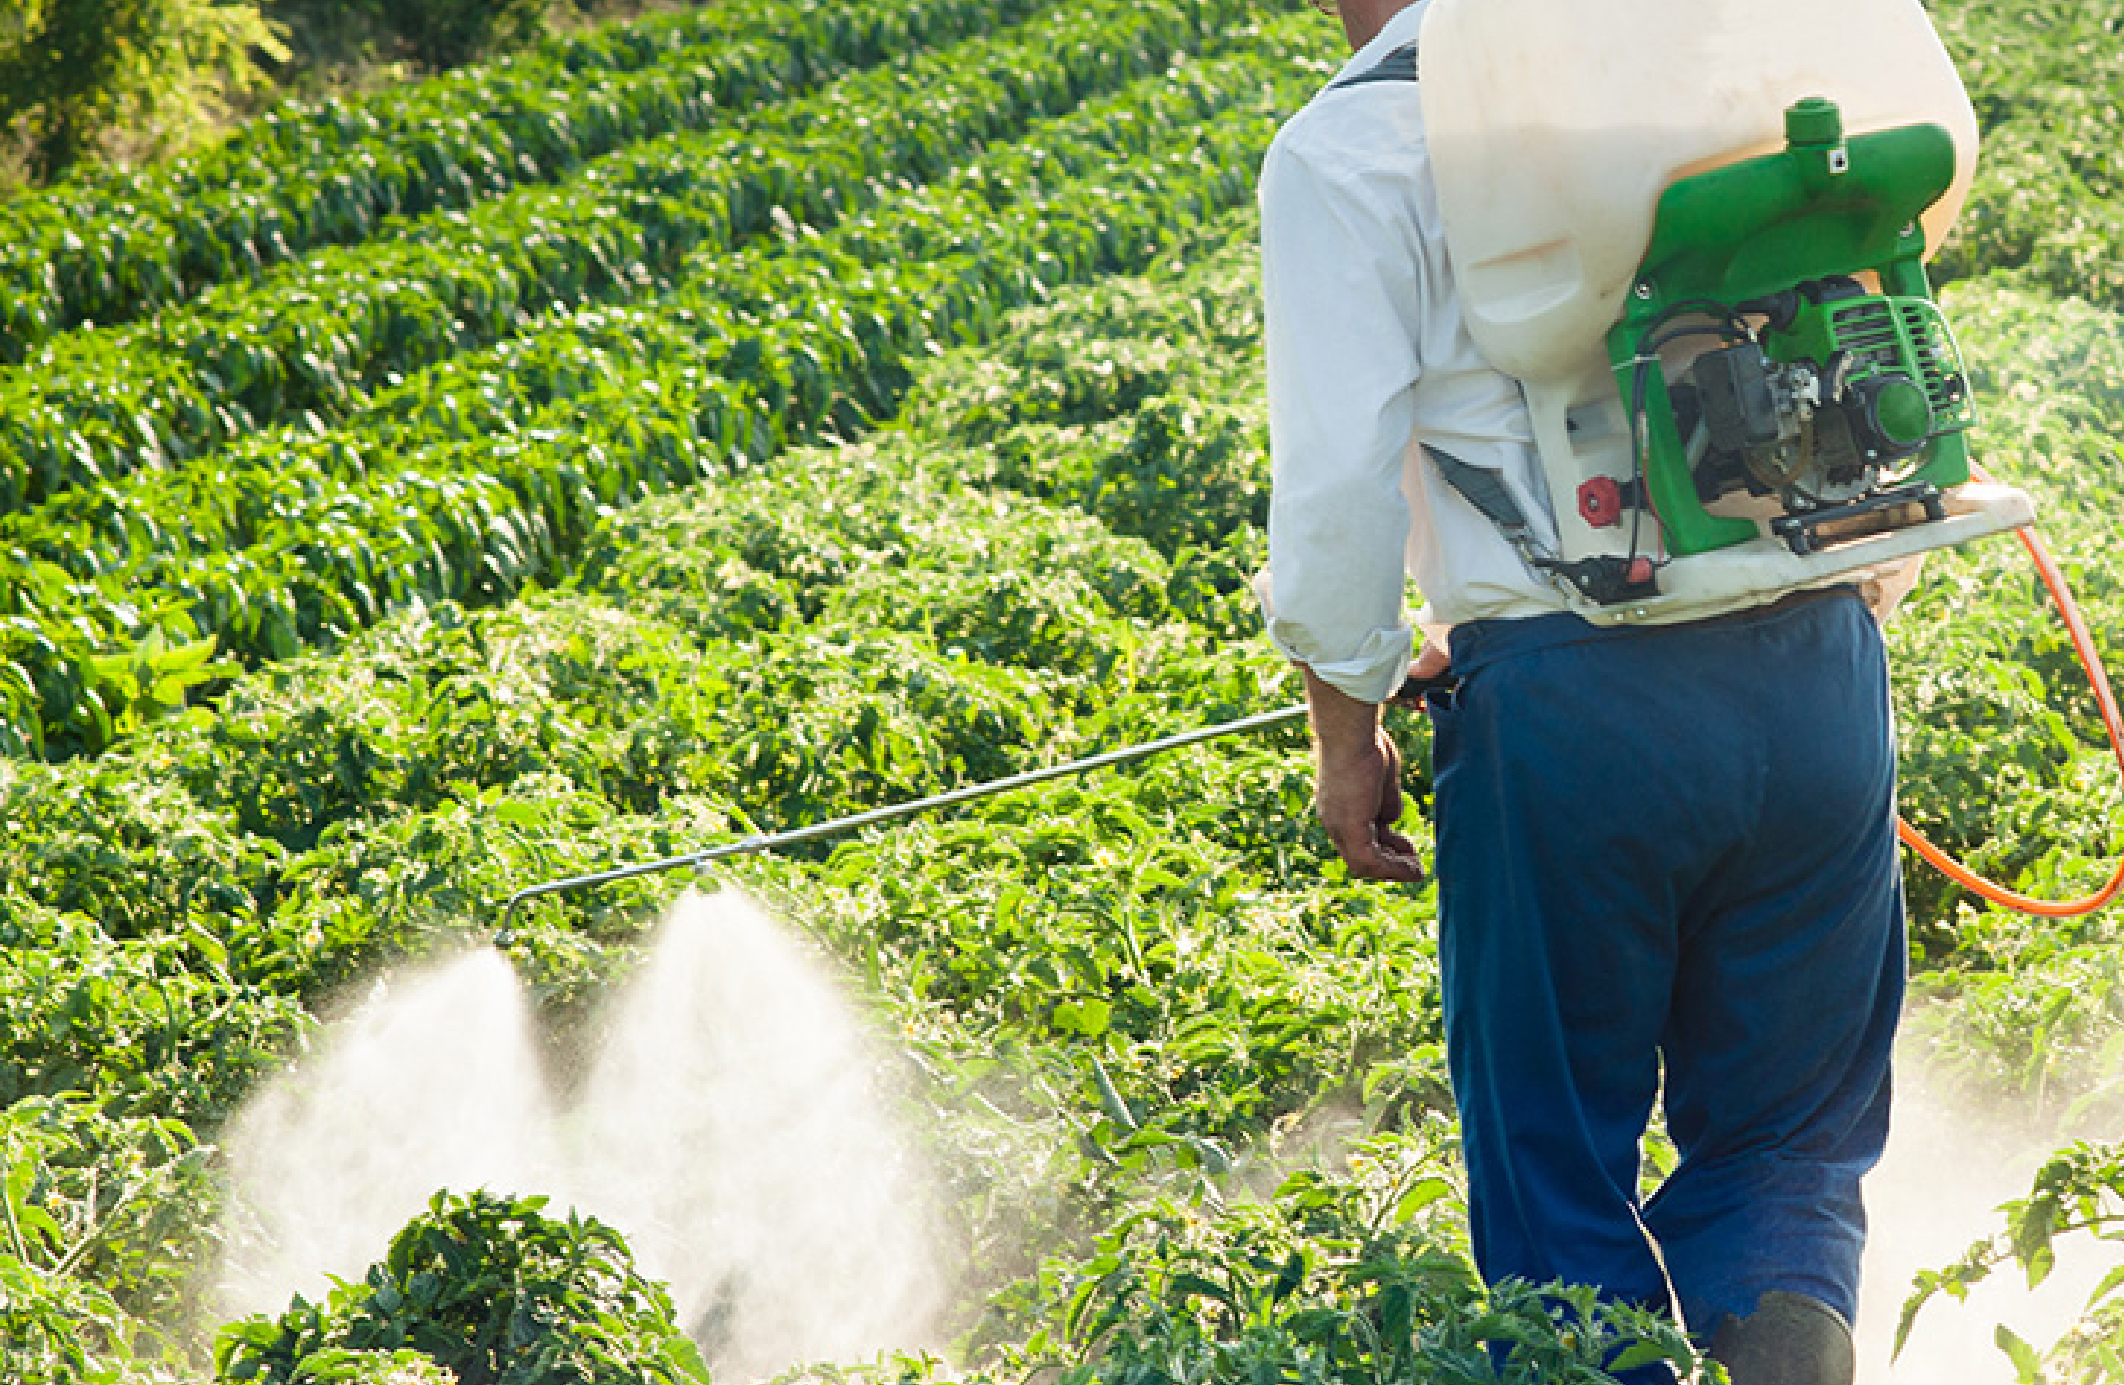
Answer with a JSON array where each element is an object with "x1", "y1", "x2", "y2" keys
[{"x1": 1429, "y1": 587, "x2": 1904, "y2": 1371}]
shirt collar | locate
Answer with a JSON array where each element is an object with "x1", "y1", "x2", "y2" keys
[{"x1": 1330, "y1": 0, "x2": 1431, "y2": 87}]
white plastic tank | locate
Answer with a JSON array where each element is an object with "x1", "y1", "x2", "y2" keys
[{"x1": 1417, "y1": 0, "x2": 1980, "y2": 385}]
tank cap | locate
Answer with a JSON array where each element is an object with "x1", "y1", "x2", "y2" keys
[{"x1": 1785, "y1": 96, "x2": 1843, "y2": 148}]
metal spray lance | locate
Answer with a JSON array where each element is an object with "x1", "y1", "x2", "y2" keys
[{"x1": 498, "y1": 673, "x2": 1457, "y2": 922}]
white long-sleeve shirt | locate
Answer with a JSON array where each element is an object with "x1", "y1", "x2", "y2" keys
[{"x1": 1257, "y1": 1, "x2": 1567, "y2": 704}]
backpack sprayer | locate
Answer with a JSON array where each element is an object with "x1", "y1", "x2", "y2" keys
[
  {"x1": 503, "y1": 0, "x2": 2122, "y2": 923},
  {"x1": 1404, "y1": 0, "x2": 2118, "y2": 910},
  {"x1": 1414, "y1": 0, "x2": 2034, "y2": 621}
]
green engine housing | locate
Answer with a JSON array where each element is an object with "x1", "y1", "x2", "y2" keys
[{"x1": 1605, "y1": 98, "x2": 1976, "y2": 557}]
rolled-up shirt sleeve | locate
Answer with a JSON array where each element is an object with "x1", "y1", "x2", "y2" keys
[{"x1": 1258, "y1": 118, "x2": 1431, "y2": 705}]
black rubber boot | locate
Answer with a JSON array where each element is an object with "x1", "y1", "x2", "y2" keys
[{"x1": 1705, "y1": 1291, "x2": 1855, "y2": 1385}]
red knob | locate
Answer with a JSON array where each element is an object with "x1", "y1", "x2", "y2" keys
[{"x1": 1578, "y1": 476, "x2": 1623, "y2": 528}]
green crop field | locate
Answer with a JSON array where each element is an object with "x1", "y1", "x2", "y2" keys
[{"x1": 1, "y1": 0, "x2": 2120, "y2": 1382}]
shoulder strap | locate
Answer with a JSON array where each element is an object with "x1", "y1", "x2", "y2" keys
[{"x1": 1330, "y1": 40, "x2": 1420, "y2": 89}]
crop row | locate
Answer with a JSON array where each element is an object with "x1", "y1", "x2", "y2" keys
[
  {"x1": 0, "y1": 218, "x2": 1402, "y2": 1375},
  {"x1": 0, "y1": 0, "x2": 1256, "y2": 515},
  {"x1": 5, "y1": 167, "x2": 2122, "y2": 1385},
  {"x1": 6, "y1": 0, "x2": 2124, "y2": 1375},
  {"x1": 0, "y1": 215, "x2": 1304, "y2": 1097},
  {"x1": 0, "y1": 0, "x2": 1050, "y2": 360},
  {"x1": 2, "y1": 0, "x2": 1300, "y2": 555},
  {"x1": 0, "y1": 24, "x2": 1319, "y2": 760},
  {"x1": 1929, "y1": 0, "x2": 2124, "y2": 310},
  {"x1": 5, "y1": 210, "x2": 2113, "y2": 1382}
]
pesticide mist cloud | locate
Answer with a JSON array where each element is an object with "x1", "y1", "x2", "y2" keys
[
  {"x1": 1856, "y1": 1061, "x2": 2111, "y2": 1385},
  {"x1": 215, "y1": 889, "x2": 947, "y2": 1382},
  {"x1": 215, "y1": 948, "x2": 564, "y2": 1316},
  {"x1": 571, "y1": 891, "x2": 948, "y2": 1379}
]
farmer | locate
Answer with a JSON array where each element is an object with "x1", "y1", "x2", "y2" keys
[{"x1": 1254, "y1": 0, "x2": 1905, "y2": 1381}]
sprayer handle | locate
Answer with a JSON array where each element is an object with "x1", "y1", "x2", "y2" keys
[{"x1": 1391, "y1": 670, "x2": 1460, "y2": 709}]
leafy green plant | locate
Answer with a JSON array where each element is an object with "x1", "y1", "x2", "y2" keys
[
  {"x1": 1001, "y1": 1129, "x2": 1704, "y2": 1385},
  {"x1": 1898, "y1": 1141, "x2": 2124, "y2": 1383},
  {"x1": 370, "y1": 0, "x2": 546, "y2": 69},
  {"x1": 0, "y1": 0, "x2": 287, "y2": 179},
  {"x1": 0, "y1": 0, "x2": 1042, "y2": 350},
  {"x1": 0, "y1": 1251, "x2": 135, "y2": 1385},
  {"x1": 253, "y1": 1347, "x2": 457, "y2": 1385},
  {"x1": 214, "y1": 1190, "x2": 711, "y2": 1385},
  {"x1": 0, "y1": 13, "x2": 1314, "y2": 758},
  {"x1": 0, "y1": 903, "x2": 307, "y2": 1129},
  {"x1": 1908, "y1": 946, "x2": 2124, "y2": 1136},
  {"x1": 0, "y1": 0, "x2": 1240, "y2": 510},
  {"x1": 0, "y1": 0, "x2": 2119, "y2": 1378},
  {"x1": 0, "y1": 1091, "x2": 210, "y2": 1352},
  {"x1": 1927, "y1": 0, "x2": 2124, "y2": 311}
]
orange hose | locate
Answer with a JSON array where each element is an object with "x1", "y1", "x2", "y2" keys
[{"x1": 1895, "y1": 471, "x2": 2124, "y2": 916}]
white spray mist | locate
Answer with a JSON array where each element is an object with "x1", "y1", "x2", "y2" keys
[
  {"x1": 568, "y1": 890, "x2": 948, "y2": 1379},
  {"x1": 214, "y1": 889, "x2": 948, "y2": 1382},
  {"x1": 216, "y1": 948, "x2": 564, "y2": 1318},
  {"x1": 1856, "y1": 1062, "x2": 2112, "y2": 1385}
]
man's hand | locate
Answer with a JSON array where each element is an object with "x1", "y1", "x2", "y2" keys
[
  {"x1": 1301, "y1": 663, "x2": 1427, "y2": 883},
  {"x1": 1409, "y1": 636, "x2": 1452, "y2": 685}
]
